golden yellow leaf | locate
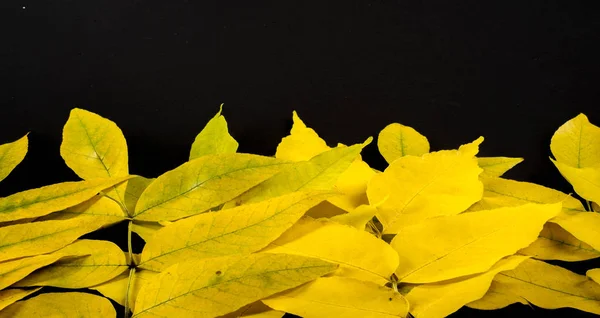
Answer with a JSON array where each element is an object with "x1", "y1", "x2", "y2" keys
[
  {"x1": 0, "y1": 134, "x2": 28, "y2": 183},
  {"x1": 304, "y1": 201, "x2": 346, "y2": 219},
  {"x1": 329, "y1": 204, "x2": 376, "y2": 230},
  {"x1": 133, "y1": 153, "x2": 290, "y2": 221},
  {"x1": 132, "y1": 253, "x2": 337, "y2": 318},
  {"x1": 551, "y1": 209, "x2": 600, "y2": 253},
  {"x1": 189, "y1": 105, "x2": 238, "y2": 160},
  {"x1": 262, "y1": 217, "x2": 398, "y2": 284},
  {"x1": 328, "y1": 160, "x2": 377, "y2": 212},
  {"x1": 391, "y1": 203, "x2": 561, "y2": 283},
  {"x1": 0, "y1": 218, "x2": 102, "y2": 262},
  {"x1": 218, "y1": 302, "x2": 284, "y2": 318},
  {"x1": 594, "y1": 201, "x2": 599, "y2": 212},
  {"x1": 0, "y1": 176, "x2": 129, "y2": 223},
  {"x1": 406, "y1": 256, "x2": 528, "y2": 318},
  {"x1": 89, "y1": 269, "x2": 157, "y2": 313},
  {"x1": 0, "y1": 288, "x2": 41, "y2": 311},
  {"x1": 131, "y1": 221, "x2": 163, "y2": 242},
  {"x1": 0, "y1": 292, "x2": 116, "y2": 318},
  {"x1": 550, "y1": 113, "x2": 600, "y2": 168},
  {"x1": 367, "y1": 138, "x2": 484, "y2": 233},
  {"x1": 139, "y1": 191, "x2": 332, "y2": 271},
  {"x1": 477, "y1": 157, "x2": 523, "y2": 178},
  {"x1": 43, "y1": 193, "x2": 126, "y2": 227},
  {"x1": 0, "y1": 253, "x2": 83, "y2": 290},
  {"x1": 587, "y1": 268, "x2": 600, "y2": 284},
  {"x1": 228, "y1": 141, "x2": 369, "y2": 207},
  {"x1": 14, "y1": 239, "x2": 128, "y2": 288},
  {"x1": 552, "y1": 159, "x2": 600, "y2": 203},
  {"x1": 264, "y1": 276, "x2": 409, "y2": 318},
  {"x1": 469, "y1": 258, "x2": 600, "y2": 314},
  {"x1": 519, "y1": 222, "x2": 600, "y2": 261},
  {"x1": 275, "y1": 111, "x2": 330, "y2": 161},
  {"x1": 377, "y1": 122, "x2": 429, "y2": 164},
  {"x1": 121, "y1": 176, "x2": 153, "y2": 216}
]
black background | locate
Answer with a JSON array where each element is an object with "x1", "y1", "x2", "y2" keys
[{"x1": 1, "y1": 1, "x2": 600, "y2": 317}]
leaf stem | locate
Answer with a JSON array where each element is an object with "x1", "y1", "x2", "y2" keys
[
  {"x1": 124, "y1": 267, "x2": 136, "y2": 318},
  {"x1": 128, "y1": 220, "x2": 134, "y2": 266},
  {"x1": 587, "y1": 201, "x2": 594, "y2": 212}
]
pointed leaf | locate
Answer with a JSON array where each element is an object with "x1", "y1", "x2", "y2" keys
[
  {"x1": 367, "y1": 138, "x2": 484, "y2": 233},
  {"x1": 587, "y1": 268, "x2": 600, "y2": 284},
  {"x1": 190, "y1": 105, "x2": 238, "y2": 160},
  {"x1": 466, "y1": 280, "x2": 528, "y2": 310},
  {"x1": 263, "y1": 217, "x2": 399, "y2": 284},
  {"x1": 0, "y1": 292, "x2": 116, "y2": 318},
  {"x1": 552, "y1": 159, "x2": 600, "y2": 203},
  {"x1": 477, "y1": 157, "x2": 523, "y2": 178},
  {"x1": 0, "y1": 288, "x2": 41, "y2": 311},
  {"x1": 551, "y1": 209, "x2": 600, "y2": 253},
  {"x1": 391, "y1": 203, "x2": 561, "y2": 283},
  {"x1": 520, "y1": 222, "x2": 600, "y2": 261},
  {"x1": 0, "y1": 253, "x2": 84, "y2": 290},
  {"x1": 275, "y1": 111, "x2": 330, "y2": 161},
  {"x1": 377, "y1": 122, "x2": 429, "y2": 163},
  {"x1": 550, "y1": 113, "x2": 600, "y2": 168},
  {"x1": 139, "y1": 191, "x2": 332, "y2": 271},
  {"x1": 0, "y1": 134, "x2": 28, "y2": 183},
  {"x1": 132, "y1": 253, "x2": 337, "y2": 318},
  {"x1": 329, "y1": 204, "x2": 377, "y2": 230},
  {"x1": 406, "y1": 256, "x2": 528, "y2": 318},
  {"x1": 264, "y1": 276, "x2": 409, "y2": 318},
  {"x1": 0, "y1": 176, "x2": 129, "y2": 223},
  {"x1": 219, "y1": 302, "x2": 284, "y2": 318},
  {"x1": 133, "y1": 153, "x2": 290, "y2": 221}
]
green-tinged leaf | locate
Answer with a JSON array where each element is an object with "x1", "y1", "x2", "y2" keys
[
  {"x1": 133, "y1": 153, "x2": 290, "y2": 221},
  {"x1": 139, "y1": 191, "x2": 332, "y2": 271},
  {"x1": 477, "y1": 157, "x2": 523, "y2": 178},
  {"x1": 550, "y1": 113, "x2": 600, "y2": 168},
  {"x1": 122, "y1": 176, "x2": 153, "y2": 215},
  {"x1": 469, "y1": 258, "x2": 600, "y2": 314},
  {"x1": 264, "y1": 276, "x2": 409, "y2": 318},
  {"x1": 0, "y1": 176, "x2": 129, "y2": 223},
  {"x1": 519, "y1": 222, "x2": 600, "y2": 261},
  {"x1": 275, "y1": 111, "x2": 330, "y2": 161},
  {"x1": 132, "y1": 253, "x2": 337, "y2": 318},
  {"x1": 262, "y1": 217, "x2": 399, "y2": 284},
  {"x1": 550, "y1": 209, "x2": 600, "y2": 253},
  {"x1": 0, "y1": 253, "x2": 84, "y2": 290},
  {"x1": 60, "y1": 108, "x2": 129, "y2": 180},
  {"x1": 391, "y1": 203, "x2": 561, "y2": 283},
  {"x1": 0, "y1": 288, "x2": 41, "y2": 311},
  {"x1": 131, "y1": 221, "x2": 163, "y2": 242},
  {"x1": 90, "y1": 269, "x2": 157, "y2": 311},
  {"x1": 0, "y1": 218, "x2": 102, "y2": 262},
  {"x1": 0, "y1": 292, "x2": 116, "y2": 318},
  {"x1": 0, "y1": 134, "x2": 28, "y2": 183},
  {"x1": 14, "y1": 239, "x2": 128, "y2": 288},
  {"x1": 377, "y1": 122, "x2": 429, "y2": 163},
  {"x1": 190, "y1": 105, "x2": 238, "y2": 160},
  {"x1": 406, "y1": 256, "x2": 528, "y2": 318},
  {"x1": 367, "y1": 138, "x2": 484, "y2": 233},
  {"x1": 552, "y1": 159, "x2": 600, "y2": 203},
  {"x1": 329, "y1": 204, "x2": 377, "y2": 230},
  {"x1": 218, "y1": 302, "x2": 284, "y2": 318},
  {"x1": 228, "y1": 141, "x2": 369, "y2": 207}
]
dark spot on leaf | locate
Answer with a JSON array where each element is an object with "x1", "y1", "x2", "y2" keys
[
  {"x1": 216, "y1": 270, "x2": 222, "y2": 275},
  {"x1": 388, "y1": 297, "x2": 393, "y2": 301}
]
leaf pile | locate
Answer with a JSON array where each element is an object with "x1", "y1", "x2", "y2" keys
[{"x1": 0, "y1": 109, "x2": 599, "y2": 318}]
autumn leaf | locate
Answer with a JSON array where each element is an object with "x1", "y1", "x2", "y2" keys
[
  {"x1": 275, "y1": 111, "x2": 330, "y2": 161},
  {"x1": 551, "y1": 159, "x2": 600, "y2": 203},
  {"x1": 391, "y1": 203, "x2": 561, "y2": 283},
  {"x1": 89, "y1": 269, "x2": 158, "y2": 312},
  {"x1": 477, "y1": 157, "x2": 523, "y2": 178},
  {"x1": 550, "y1": 113, "x2": 600, "y2": 169},
  {"x1": 218, "y1": 302, "x2": 284, "y2": 318},
  {"x1": 0, "y1": 253, "x2": 85, "y2": 290},
  {"x1": 367, "y1": 138, "x2": 484, "y2": 233},
  {"x1": 189, "y1": 105, "x2": 238, "y2": 160},
  {"x1": 133, "y1": 153, "x2": 290, "y2": 221},
  {"x1": 262, "y1": 217, "x2": 398, "y2": 284},
  {"x1": 0, "y1": 134, "x2": 28, "y2": 183},
  {"x1": 0, "y1": 288, "x2": 41, "y2": 311},
  {"x1": 139, "y1": 191, "x2": 332, "y2": 271},
  {"x1": 132, "y1": 253, "x2": 337, "y2": 318},
  {"x1": 0, "y1": 292, "x2": 116, "y2": 318},
  {"x1": 377, "y1": 122, "x2": 429, "y2": 164},
  {"x1": 405, "y1": 256, "x2": 528, "y2": 318},
  {"x1": 264, "y1": 276, "x2": 409, "y2": 318},
  {"x1": 131, "y1": 221, "x2": 163, "y2": 242},
  {"x1": 519, "y1": 222, "x2": 600, "y2": 261},
  {"x1": 329, "y1": 204, "x2": 377, "y2": 230}
]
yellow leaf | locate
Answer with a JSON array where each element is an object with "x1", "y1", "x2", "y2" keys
[
  {"x1": 0, "y1": 218, "x2": 102, "y2": 262},
  {"x1": 139, "y1": 191, "x2": 332, "y2": 271},
  {"x1": 131, "y1": 221, "x2": 163, "y2": 242},
  {"x1": 477, "y1": 157, "x2": 523, "y2": 178},
  {"x1": 304, "y1": 201, "x2": 346, "y2": 219},
  {"x1": 391, "y1": 203, "x2": 561, "y2": 283},
  {"x1": 552, "y1": 159, "x2": 600, "y2": 203},
  {"x1": 228, "y1": 141, "x2": 369, "y2": 207},
  {"x1": 133, "y1": 153, "x2": 289, "y2": 221},
  {"x1": 275, "y1": 111, "x2": 330, "y2": 161},
  {"x1": 0, "y1": 134, "x2": 28, "y2": 183},
  {"x1": 60, "y1": 108, "x2": 129, "y2": 180},
  {"x1": 0, "y1": 253, "x2": 83, "y2": 290},
  {"x1": 406, "y1": 256, "x2": 528, "y2": 318},
  {"x1": 469, "y1": 258, "x2": 600, "y2": 314},
  {"x1": 328, "y1": 160, "x2": 377, "y2": 212},
  {"x1": 551, "y1": 209, "x2": 600, "y2": 253},
  {"x1": 264, "y1": 276, "x2": 409, "y2": 318},
  {"x1": 329, "y1": 204, "x2": 377, "y2": 230},
  {"x1": 14, "y1": 239, "x2": 128, "y2": 288},
  {"x1": 190, "y1": 105, "x2": 238, "y2": 160},
  {"x1": 48, "y1": 193, "x2": 127, "y2": 226},
  {"x1": 122, "y1": 176, "x2": 153, "y2": 216},
  {"x1": 466, "y1": 280, "x2": 528, "y2": 310},
  {"x1": 550, "y1": 113, "x2": 600, "y2": 168},
  {"x1": 0, "y1": 176, "x2": 129, "y2": 223},
  {"x1": 594, "y1": 201, "x2": 599, "y2": 212},
  {"x1": 262, "y1": 217, "x2": 398, "y2": 284},
  {"x1": 519, "y1": 222, "x2": 600, "y2": 261},
  {"x1": 0, "y1": 288, "x2": 41, "y2": 311},
  {"x1": 367, "y1": 138, "x2": 484, "y2": 233},
  {"x1": 218, "y1": 302, "x2": 284, "y2": 318},
  {"x1": 587, "y1": 268, "x2": 600, "y2": 284},
  {"x1": 132, "y1": 253, "x2": 337, "y2": 318},
  {"x1": 89, "y1": 269, "x2": 157, "y2": 312},
  {"x1": 377, "y1": 122, "x2": 429, "y2": 163},
  {"x1": 0, "y1": 292, "x2": 116, "y2": 318}
]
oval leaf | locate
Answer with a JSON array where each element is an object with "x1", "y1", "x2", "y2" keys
[
  {"x1": 377, "y1": 122, "x2": 429, "y2": 163},
  {"x1": 552, "y1": 159, "x2": 600, "y2": 203},
  {"x1": 550, "y1": 113, "x2": 600, "y2": 168},
  {"x1": 0, "y1": 288, "x2": 41, "y2": 311}
]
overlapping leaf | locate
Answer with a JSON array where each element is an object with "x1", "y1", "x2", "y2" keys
[
  {"x1": 189, "y1": 105, "x2": 238, "y2": 160},
  {"x1": 0, "y1": 288, "x2": 41, "y2": 311},
  {"x1": 477, "y1": 157, "x2": 523, "y2": 178},
  {"x1": 519, "y1": 222, "x2": 600, "y2": 261},
  {"x1": 0, "y1": 292, "x2": 116, "y2": 318},
  {"x1": 377, "y1": 122, "x2": 429, "y2": 163}
]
